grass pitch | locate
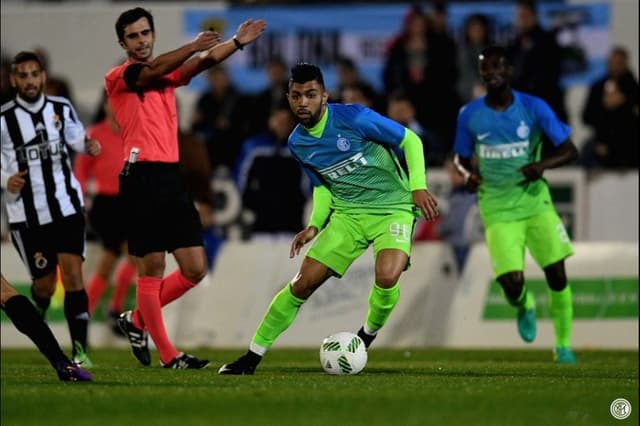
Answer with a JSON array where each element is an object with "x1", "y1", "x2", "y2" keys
[{"x1": 1, "y1": 348, "x2": 637, "y2": 426}]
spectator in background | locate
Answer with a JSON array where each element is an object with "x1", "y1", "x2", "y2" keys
[
  {"x1": 457, "y1": 13, "x2": 491, "y2": 103},
  {"x1": 341, "y1": 81, "x2": 377, "y2": 110},
  {"x1": 0, "y1": 55, "x2": 15, "y2": 104},
  {"x1": 581, "y1": 46, "x2": 639, "y2": 169},
  {"x1": 436, "y1": 155, "x2": 483, "y2": 275},
  {"x1": 507, "y1": 0, "x2": 567, "y2": 123},
  {"x1": 331, "y1": 56, "x2": 382, "y2": 110},
  {"x1": 178, "y1": 129, "x2": 224, "y2": 271},
  {"x1": 190, "y1": 64, "x2": 245, "y2": 175},
  {"x1": 428, "y1": 1, "x2": 457, "y2": 59},
  {"x1": 235, "y1": 107, "x2": 309, "y2": 239},
  {"x1": 383, "y1": 5, "x2": 459, "y2": 167},
  {"x1": 73, "y1": 91, "x2": 136, "y2": 337},
  {"x1": 33, "y1": 46, "x2": 75, "y2": 102},
  {"x1": 386, "y1": 90, "x2": 432, "y2": 165},
  {"x1": 247, "y1": 56, "x2": 289, "y2": 136}
]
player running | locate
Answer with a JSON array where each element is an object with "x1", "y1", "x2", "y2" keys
[
  {"x1": 452, "y1": 46, "x2": 578, "y2": 363},
  {"x1": 219, "y1": 62, "x2": 439, "y2": 375}
]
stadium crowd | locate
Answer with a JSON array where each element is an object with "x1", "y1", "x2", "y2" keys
[{"x1": 0, "y1": 0, "x2": 637, "y2": 247}]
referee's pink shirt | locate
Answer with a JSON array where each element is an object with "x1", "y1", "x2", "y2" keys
[{"x1": 105, "y1": 60, "x2": 191, "y2": 163}]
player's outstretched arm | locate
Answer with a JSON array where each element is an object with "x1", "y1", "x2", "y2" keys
[{"x1": 519, "y1": 139, "x2": 578, "y2": 181}]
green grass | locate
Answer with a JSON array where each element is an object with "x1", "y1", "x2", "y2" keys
[{"x1": 1, "y1": 348, "x2": 637, "y2": 426}]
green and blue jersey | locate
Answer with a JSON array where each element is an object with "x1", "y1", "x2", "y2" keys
[
  {"x1": 453, "y1": 90, "x2": 571, "y2": 226},
  {"x1": 288, "y1": 104, "x2": 415, "y2": 214}
]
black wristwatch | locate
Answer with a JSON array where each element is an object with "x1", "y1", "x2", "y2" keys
[{"x1": 233, "y1": 35, "x2": 244, "y2": 50}]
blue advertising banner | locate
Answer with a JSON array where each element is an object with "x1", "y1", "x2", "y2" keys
[{"x1": 183, "y1": 2, "x2": 609, "y2": 94}]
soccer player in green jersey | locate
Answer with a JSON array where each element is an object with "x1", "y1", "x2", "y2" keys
[
  {"x1": 219, "y1": 63, "x2": 439, "y2": 374},
  {"x1": 453, "y1": 46, "x2": 579, "y2": 363}
]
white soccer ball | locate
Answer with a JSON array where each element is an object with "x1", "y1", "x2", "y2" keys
[{"x1": 319, "y1": 331, "x2": 368, "y2": 375}]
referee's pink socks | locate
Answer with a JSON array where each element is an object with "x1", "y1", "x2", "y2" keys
[
  {"x1": 135, "y1": 276, "x2": 180, "y2": 364},
  {"x1": 131, "y1": 271, "x2": 197, "y2": 329},
  {"x1": 109, "y1": 260, "x2": 136, "y2": 313},
  {"x1": 87, "y1": 274, "x2": 108, "y2": 315},
  {"x1": 159, "y1": 270, "x2": 197, "y2": 306}
]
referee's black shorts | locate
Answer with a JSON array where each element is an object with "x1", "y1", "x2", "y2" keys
[
  {"x1": 88, "y1": 194, "x2": 127, "y2": 256},
  {"x1": 118, "y1": 162, "x2": 203, "y2": 257}
]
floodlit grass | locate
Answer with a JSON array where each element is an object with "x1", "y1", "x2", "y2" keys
[{"x1": 1, "y1": 348, "x2": 637, "y2": 426}]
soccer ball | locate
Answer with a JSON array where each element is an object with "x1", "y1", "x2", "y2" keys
[{"x1": 319, "y1": 331, "x2": 368, "y2": 375}]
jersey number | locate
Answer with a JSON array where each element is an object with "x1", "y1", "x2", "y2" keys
[{"x1": 389, "y1": 222, "x2": 411, "y2": 243}]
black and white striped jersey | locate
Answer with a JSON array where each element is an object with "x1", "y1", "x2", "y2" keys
[{"x1": 1, "y1": 95, "x2": 87, "y2": 225}]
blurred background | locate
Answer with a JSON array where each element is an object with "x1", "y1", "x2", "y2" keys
[{"x1": 1, "y1": 0, "x2": 637, "y2": 350}]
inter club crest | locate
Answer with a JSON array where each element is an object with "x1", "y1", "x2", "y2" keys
[
  {"x1": 516, "y1": 121, "x2": 530, "y2": 139},
  {"x1": 336, "y1": 134, "x2": 350, "y2": 151}
]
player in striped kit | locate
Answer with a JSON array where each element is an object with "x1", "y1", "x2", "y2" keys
[{"x1": 1, "y1": 51, "x2": 101, "y2": 367}]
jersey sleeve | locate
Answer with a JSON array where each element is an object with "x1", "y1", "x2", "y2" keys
[
  {"x1": 453, "y1": 105, "x2": 475, "y2": 158},
  {"x1": 352, "y1": 106, "x2": 405, "y2": 147},
  {"x1": 529, "y1": 97, "x2": 572, "y2": 146},
  {"x1": 104, "y1": 65, "x2": 127, "y2": 97},
  {"x1": 165, "y1": 68, "x2": 191, "y2": 87},
  {"x1": 63, "y1": 102, "x2": 87, "y2": 153}
]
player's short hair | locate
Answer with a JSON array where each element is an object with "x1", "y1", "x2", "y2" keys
[
  {"x1": 289, "y1": 62, "x2": 325, "y2": 90},
  {"x1": 11, "y1": 51, "x2": 44, "y2": 73},
  {"x1": 115, "y1": 7, "x2": 155, "y2": 43},
  {"x1": 479, "y1": 46, "x2": 512, "y2": 65}
]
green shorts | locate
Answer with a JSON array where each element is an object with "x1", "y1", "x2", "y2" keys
[
  {"x1": 306, "y1": 210, "x2": 416, "y2": 277},
  {"x1": 485, "y1": 209, "x2": 574, "y2": 278}
]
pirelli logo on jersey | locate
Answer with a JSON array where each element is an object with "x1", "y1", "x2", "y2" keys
[
  {"x1": 478, "y1": 141, "x2": 529, "y2": 159},
  {"x1": 16, "y1": 139, "x2": 63, "y2": 163},
  {"x1": 319, "y1": 152, "x2": 368, "y2": 179}
]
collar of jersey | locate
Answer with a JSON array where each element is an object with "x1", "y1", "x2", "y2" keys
[
  {"x1": 306, "y1": 104, "x2": 329, "y2": 138},
  {"x1": 16, "y1": 94, "x2": 45, "y2": 113}
]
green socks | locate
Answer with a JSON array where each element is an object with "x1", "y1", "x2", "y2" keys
[
  {"x1": 365, "y1": 283, "x2": 400, "y2": 333},
  {"x1": 251, "y1": 282, "x2": 402, "y2": 351},
  {"x1": 549, "y1": 286, "x2": 573, "y2": 348},
  {"x1": 252, "y1": 283, "x2": 305, "y2": 350}
]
